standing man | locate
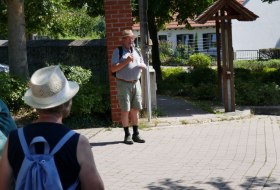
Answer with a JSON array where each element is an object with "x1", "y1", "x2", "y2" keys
[{"x1": 111, "y1": 29, "x2": 147, "y2": 145}]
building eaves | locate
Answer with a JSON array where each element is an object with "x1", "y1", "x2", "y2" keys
[{"x1": 195, "y1": 0, "x2": 258, "y2": 24}]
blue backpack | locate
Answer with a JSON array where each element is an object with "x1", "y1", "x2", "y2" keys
[{"x1": 15, "y1": 128, "x2": 79, "y2": 190}]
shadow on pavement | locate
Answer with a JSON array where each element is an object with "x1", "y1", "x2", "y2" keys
[
  {"x1": 156, "y1": 95, "x2": 208, "y2": 117},
  {"x1": 90, "y1": 141, "x2": 123, "y2": 147},
  {"x1": 145, "y1": 176, "x2": 280, "y2": 190}
]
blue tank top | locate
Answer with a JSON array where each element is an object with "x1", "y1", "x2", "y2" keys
[{"x1": 8, "y1": 122, "x2": 81, "y2": 190}]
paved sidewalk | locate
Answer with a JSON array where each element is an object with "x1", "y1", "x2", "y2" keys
[
  {"x1": 76, "y1": 95, "x2": 280, "y2": 190},
  {"x1": 77, "y1": 115, "x2": 280, "y2": 190}
]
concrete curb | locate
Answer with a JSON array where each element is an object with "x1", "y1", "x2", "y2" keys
[{"x1": 139, "y1": 109, "x2": 252, "y2": 127}]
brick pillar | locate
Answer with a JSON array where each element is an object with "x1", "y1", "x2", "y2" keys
[{"x1": 104, "y1": 0, "x2": 133, "y2": 123}]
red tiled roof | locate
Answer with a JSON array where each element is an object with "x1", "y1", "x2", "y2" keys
[{"x1": 132, "y1": 18, "x2": 215, "y2": 31}]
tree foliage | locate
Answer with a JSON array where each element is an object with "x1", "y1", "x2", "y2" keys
[
  {"x1": 132, "y1": 0, "x2": 213, "y2": 82},
  {"x1": 45, "y1": 6, "x2": 105, "y2": 39},
  {"x1": 0, "y1": 0, "x2": 104, "y2": 39}
]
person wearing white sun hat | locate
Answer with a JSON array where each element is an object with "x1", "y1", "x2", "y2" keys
[{"x1": 0, "y1": 65, "x2": 104, "y2": 190}]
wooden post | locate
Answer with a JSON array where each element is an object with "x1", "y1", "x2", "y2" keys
[
  {"x1": 216, "y1": 19, "x2": 223, "y2": 102},
  {"x1": 221, "y1": 17, "x2": 235, "y2": 112},
  {"x1": 227, "y1": 19, "x2": 236, "y2": 111}
]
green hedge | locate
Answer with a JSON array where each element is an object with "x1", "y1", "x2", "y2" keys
[
  {"x1": 60, "y1": 65, "x2": 110, "y2": 116},
  {"x1": 159, "y1": 59, "x2": 280, "y2": 106},
  {"x1": 0, "y1": 72, "x2": 27, "y2": 112},
  {"x1": 0, "y1": 65, "x2": 111, "y2": 127}
]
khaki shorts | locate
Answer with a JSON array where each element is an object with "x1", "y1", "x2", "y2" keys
[{"x1": 116, "y1": 80, "x2": 142, "y2": 112}]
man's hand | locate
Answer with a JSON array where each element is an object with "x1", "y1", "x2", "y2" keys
[
  {"x1": 126, "y1": 54, "x2": 133, "y2": 63},
  {"x1": 138, "y1": 62, "x2": 147, "y2": 70}
]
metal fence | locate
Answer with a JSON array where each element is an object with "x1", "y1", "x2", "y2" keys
[
  {"x1": 234, "y1": 50, "x2": 259, "y2": 60},
  {"x1": 234, "y1": 49, "x2": 280, "y2": 60}
]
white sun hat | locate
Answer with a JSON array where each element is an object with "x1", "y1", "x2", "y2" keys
[{"x1": 23, "y1": 65, "x2": 79, "y2": 109}]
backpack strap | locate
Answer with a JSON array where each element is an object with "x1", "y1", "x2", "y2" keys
[
  {"x1": 18, "y1": 128, "x2": 31, "y2": 157},
  {"x1": 134, "y1": 47, "x2": 142, "y2": 58},
  {"x1": 50, "y1": 130, "x2": 75, "y2": 155},
  {"x1": 118, "y1": 46, "x2": 134, "y2": 60},
  {"x1": 67, "y1": 178, "x2": 80, "y2": 190},
  {"x1": 118, "y1": 46, "x2": 123, "y2": 60},
  {"x1": 51, "y1": 130, "x2": 79, "y2": 190},
  {"x1": 29, "y1": 136, "x2": 50, "y2": 154}
]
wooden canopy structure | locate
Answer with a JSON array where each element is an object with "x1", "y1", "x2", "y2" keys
[{"x1": 195, "y1": 0, "x2": 258, "y2": 112}]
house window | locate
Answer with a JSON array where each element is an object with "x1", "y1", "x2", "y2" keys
[
  {"x1": 176, "y1": 34, "x2": 194, "y2": 47},
  {"x1": 158, "y1": 35, "x2": 167, "y2": 41},
  {"x1": 203, "y1": 33, "x2": 216, "y2": 50}
]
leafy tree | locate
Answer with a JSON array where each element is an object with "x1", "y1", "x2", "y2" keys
[
  {"x1": 46, "y1": 6, "x2": 105, "y2": 39},
  {"x1": 132, "y1": 0, "x2": 213, "y2": 82},
  {"x1": 0, "y1": 0, "x2": 69, "y2": 79},
  {"x1": 0, "y1": 0, "x2": 103, "y2": 79},
  {"x1": 0, "y1": 1, "x2": 7, "y2": 39},
  {"x1": 66, "y1": 0, "x2": 104, "y2": 17},
  {"x1": 0, "y1": 0, "x2": 73, "y2": 39}
]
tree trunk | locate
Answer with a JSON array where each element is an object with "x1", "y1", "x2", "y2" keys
[
  {"x1": 147, "y1": 10, "x2": 162, "y2": 83},
  {"x1": 8, "y1": 0, "x2": 29, "y2": 80}
]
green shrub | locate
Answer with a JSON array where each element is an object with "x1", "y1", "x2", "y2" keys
[
  {"x1": 258, "y1": 83, "x2": 280, "y2": 105},
  {"x1": 188, "y1": 67, "x2": 217, "y2": 87},
  {"x1": 261, "y1": 68, "x2": 280, "y2": 85},
  {"x1": 234, "y1": 60, "x2": 265, "y2": 71},
  {"x1": 234, "y1": 68, "x2": 252, "y2": 81},
  {"x1": 159, "y1": 67, "x2": 218, "y2": 101},
  {"x1": 159, "y1": 41, "x2": 174, "y2": 57},
  {"x1": 235, "y1": 82, "x2": 261, "y2": 105},
  {"x1": 61, "y1": 65, "x2": 92, "y2": 85},
  {"x1": 160, "y1": 57, "x2": 280, "y2": 106},
  {"x1": 235, "y1": 81, "x2": 280, "y2": 106},
  {"x1": 263, "y1": 59, "x2": 280, "y2": 69},
  {"x1": 188, "y1": 53, "x2": 211, "y2": 68},
  {"x1": 175, "y1": 43, "x2": 191, "y2": 59},
  {"x1": 0, "y1": 73, "x2": 27, "y2": 112},
  {"x1": 191, "y1": 83, "x2": 218, "y2": 100},
  {"x1": 234, "y1": 59, "x2": 280, "y2": 72},
  {"x1": 161, "y1": 56, "x2": 188, "y2": 66},
  {"x1": 61, "y1": 65, "x2": 110, "y2": 116},
  {"x1": 263, "y1": 67, "x2": 277, "y2": 72},
  {"x1": 161, "y1": 67, "x2": 186, "y2": 80},
  {"x1": 159, "y1": 67, "x2": 188, "y2": 95}
]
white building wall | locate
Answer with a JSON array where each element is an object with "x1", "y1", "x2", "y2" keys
[
  {"x1": 134, "y1": 27, "x2": 216, "y2": 51},
  {"x1": 232, "y1": 0, "x2": 280, "y2": 50}
]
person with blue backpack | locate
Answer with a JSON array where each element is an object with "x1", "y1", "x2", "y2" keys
[
  {"x1": 0, "y1": 65, "x2": 104, "y2": 190},
  {"x1": 111, "y1": 29, "x2": 147, "y2": 145}
]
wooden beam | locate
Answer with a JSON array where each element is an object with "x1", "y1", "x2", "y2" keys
[{"x1": 209, "y1": 14, "x2": 255, "y2": 21}]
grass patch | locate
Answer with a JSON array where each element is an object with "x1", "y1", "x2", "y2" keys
[
  {"x1": 140, "y1": 108, "x2": 165, "y2": 119},
  {"x1": 183, "y1": 99, "x2": 220, "y2": 113}
]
